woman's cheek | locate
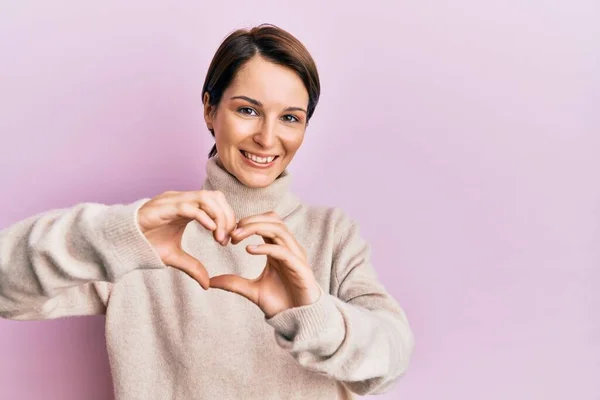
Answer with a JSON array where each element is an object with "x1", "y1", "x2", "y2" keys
[
  {"x1": 225, "y1": 115, "x2": 258, "y2": 137},
  {"x1": 283, "y1": 129, "x2": 305, "y2": 150}
]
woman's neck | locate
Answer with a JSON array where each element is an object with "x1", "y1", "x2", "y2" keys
[{"x1": 201, "y1": 155, "x2": 299, "y2": 220}]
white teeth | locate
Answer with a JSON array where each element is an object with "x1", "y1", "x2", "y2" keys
[{"x1": 243, "y1": 151, "x2": 275, "y2": 164}]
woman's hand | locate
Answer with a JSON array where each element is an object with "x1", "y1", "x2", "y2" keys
[
  {"x1": 209, "y1": 211, "x2": 322, "y2": 318},
  {"x1": 137, "y1": 190, "x2": 237, "y2": 289}
]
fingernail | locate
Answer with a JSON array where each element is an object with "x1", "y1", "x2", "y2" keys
[{"x1": 232, "y1": 228, "x2": 242, "y2": 235}]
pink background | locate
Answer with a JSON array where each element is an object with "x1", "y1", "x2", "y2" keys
[{"x1": 1, "y1": 1, "x2": 598, "y2": 399}]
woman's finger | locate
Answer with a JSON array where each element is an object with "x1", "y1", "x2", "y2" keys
[
  {"x1": 210, "y1": 192, "x2": 237, "y2": 244},
  {"x1": 209, "y1": 274, "x2": 259, "y2": 304},
  {"x1": 191, "y1": 193, "x2": 229, "y2": 244},
  {"x1": 175, "y1": 202, "x2": 217, "y2": 232},
  {"x1": 246, "y1": 244, "x2": 311, "y2": 278},
  {"x1": 142, "y1": 189, "x2": 236, "y2": 246},
  {"x1": 164, "y1": 249, "x2": 210, "y2": 290},
  {"x1": 232, "y1": 222, "x2": 305, "y2": 260},
  {"x1": 236, "y1": 212, "x2": 281, "y2": 227},
  {"x1": 236, "y1": 212, "x2": 307, "y2": 258}
]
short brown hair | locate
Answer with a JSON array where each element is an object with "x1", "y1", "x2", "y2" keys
[{"x1": 202, "y1": 24, "x2": 321, "y2": 158}]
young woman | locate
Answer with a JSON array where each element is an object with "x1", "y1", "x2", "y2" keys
[{"x1": 0, "y1": 24, "x2": 414, "y2": 399}]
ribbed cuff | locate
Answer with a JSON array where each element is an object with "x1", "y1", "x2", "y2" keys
[
  {"x1": 265, "y1": 288, "x2": 343, "y2": 342},
  {"x1": 101, "y1": 198, "x2": 166, "y2": 281}
]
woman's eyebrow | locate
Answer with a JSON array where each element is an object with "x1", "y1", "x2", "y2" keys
[
  {"x1": 231, "y1": 96, "x2": 307, "y2": 114},
  {"x1": 231, "y1": 95, "x2": 262, "y2": 106},
  {"x1": 284, "y1": 106, "x2": 307, "y2": 114}
]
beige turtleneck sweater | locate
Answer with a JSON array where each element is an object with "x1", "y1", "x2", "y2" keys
[{"x1": 0, "y1": 156, "x2": 415, "y2": 399}]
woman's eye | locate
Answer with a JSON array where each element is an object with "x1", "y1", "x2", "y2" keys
[
  {"x1": 282, "y1": 114, "x2": 299, "y2": 123},
  {"x1": 238, "y1": 107, "x2": 258, "y2": 116}
]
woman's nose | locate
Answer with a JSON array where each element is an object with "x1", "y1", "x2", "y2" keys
[{"x1": 253, "y1": 120, "x2": 276, "y2": 148}]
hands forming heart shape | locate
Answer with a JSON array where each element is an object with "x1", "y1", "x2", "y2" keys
[{"x1": 137, "y1": 189, "x2": 322, "y2": 318}]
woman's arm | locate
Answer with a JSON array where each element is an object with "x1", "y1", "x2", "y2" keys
[
  {"x1": 0, "y1": 199, "x2": 166, "y2": 320},
  {"x1": 265, "y1": 211, "x2": 415, "y2": 395}
]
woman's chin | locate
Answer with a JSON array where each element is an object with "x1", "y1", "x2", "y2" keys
[{"x1": 233, "y1": 159, "x2": 280, "y2": 188}]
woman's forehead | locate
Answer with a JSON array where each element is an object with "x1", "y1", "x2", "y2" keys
[{"x1": 226, "y1": 57, "x2": 309, "y2": 106}]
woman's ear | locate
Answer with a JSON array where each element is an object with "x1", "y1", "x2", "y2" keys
[{"x1": 203, "y1": 92, "x2": 214, "y2": 130}]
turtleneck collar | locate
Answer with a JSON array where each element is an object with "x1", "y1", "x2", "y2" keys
[{"x1": 201, "y1": 155, "x2": 300, "y2": 220}]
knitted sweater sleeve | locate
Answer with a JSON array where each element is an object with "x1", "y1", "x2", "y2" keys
[
  {"x1": 265, "y1": 210, "x2": 415, "y2": 395},
  {"x1": 0, "y1": 199, "x2": 166, "y2": 320}
]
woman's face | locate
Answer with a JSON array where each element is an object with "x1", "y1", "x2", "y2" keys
[{"x1": 204, "y1": 55, "x2": 309, "y2": 188}]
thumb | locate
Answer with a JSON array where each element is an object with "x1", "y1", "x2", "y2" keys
[
  {"x1": 210, "y1": 274, "x2": 258, "y2": 304},
  {"x1": 167, "y1": 249, "x2": 210, "y2": 290}
]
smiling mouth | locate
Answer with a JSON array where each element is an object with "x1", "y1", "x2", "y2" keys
[{"x1": 240, "y1": 150, "x2": 279, "y2": 165}]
